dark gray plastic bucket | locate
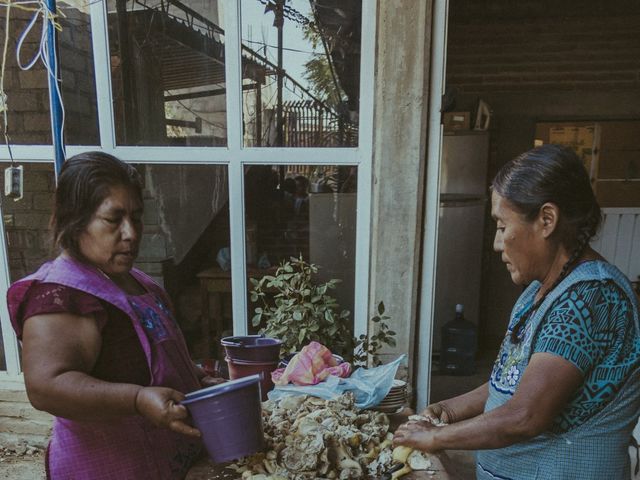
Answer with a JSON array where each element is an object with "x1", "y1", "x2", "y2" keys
[
  {"x1": 221, "y1": 335, "x2": 282, "y2": 362},
  {"x1": 181, "y1": 375, "x2": 264, "y2": 463}
]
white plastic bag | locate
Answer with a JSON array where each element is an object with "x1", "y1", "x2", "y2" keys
[{"x1": 267, "y1": 354, "x2": 406, "y2": 409}]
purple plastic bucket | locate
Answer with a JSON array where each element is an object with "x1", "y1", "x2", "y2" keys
[
  {"x1": 181, "y1": 375, "x2": 264, "y2": 463},
  {"x1": 221, "y1": 335, "x2": 282, "y2": 362}
]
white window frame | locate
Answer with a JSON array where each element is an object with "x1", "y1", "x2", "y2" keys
[
  {"x1": 415, "y1": 0, "x2": 449, "y2": 411},
  {"x1": 0, "y1": 0, "x2": 376, "y2": 383}
]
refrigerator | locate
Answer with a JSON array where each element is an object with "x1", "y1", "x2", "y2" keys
[{"x1": 432, "y1": 131, "x2": 489, "y2": 352}]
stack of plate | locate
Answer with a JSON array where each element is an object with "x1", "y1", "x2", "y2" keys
[{"x1": 372, "y1": 379, "x2": 407, "y2": 413}]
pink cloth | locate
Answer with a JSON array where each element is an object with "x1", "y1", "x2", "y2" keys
[{"x1": 271, "y1": 341, "x2": 351, "y2": 386}]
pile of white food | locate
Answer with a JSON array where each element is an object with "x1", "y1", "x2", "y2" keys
[{"x1": 227, "y1": 393, "x2": 397, "y2": 480}]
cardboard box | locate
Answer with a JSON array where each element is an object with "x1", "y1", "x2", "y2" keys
[{"x1": 443, "y1": 112, "x2": 470, "y2": 131}]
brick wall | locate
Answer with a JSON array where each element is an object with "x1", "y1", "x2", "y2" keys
[
  {"x1": 1, "y1": 163, "x2": 56, "y2": 283},
  {"x1": 0, "y1": 5, "x2": 98, "y2": 146},
  {"x1": 58, "y1": 5, "x2": 99, "y2": 145},
  {"x1": 447, "y1": 1, "x2": 640, "y2": 95}
]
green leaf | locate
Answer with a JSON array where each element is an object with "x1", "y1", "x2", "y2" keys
[
  {"x1": 293, "y1": 311, "x2": 302, "y2": 321},
  {"x1": 250, "y1": 293, "x2": 258, "y2": 302},
  {"x1": 377, "y1": 301, "x2": 386, "y2": 315},
  {"x1": 298, "y1": 328, "x2": 307, "y2": 344},
  {"x1": 371, "y1": 316, "x2": 380, "y2": 323},
  {"x1": 387, "y1": 330, "x2": 397, "y2": 336},
  {"x1": 387, "y1": 338, "x2": 397, "y2": 347},
  {"x1": 251, "y1": 313, "x2": 262, "y2": 327}
]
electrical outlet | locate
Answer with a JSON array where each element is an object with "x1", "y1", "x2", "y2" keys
[{"x1": 5, "y1": 165, "x2": 24, "y2": 201}]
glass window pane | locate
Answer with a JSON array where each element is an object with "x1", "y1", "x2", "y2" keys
[
  {"x1": 244, "y1": 165, "x2": 358, "y2": 352},
  {"x1": 0, "y1": 8, "x2": 49, "y2": 145},
  {"x1": 107, "y1": 1, "x2": 228, "y2": 146},
  {"x1": 0, "y1": 3, "x2": 99, "y2": 146},
  {"x1": 0, "y1": 161, "x2": 230, "y2": 370},
  {"x1": 59, "y1": 1, "x2": 100, "y2": 145},
  {"x1": 128, "y1": 163, "x2": 231, "y2": 361},
  {"x1": 1, "y1": 162, "x2": 56, "y2": 373},
  {"x1": 2, "y1": 163, "x2": 56, "y2": 282},
  {"x1": 241, "y1": 1, "x2": 361, "y2": 147}
]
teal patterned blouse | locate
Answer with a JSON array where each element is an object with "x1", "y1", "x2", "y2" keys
[
  {"x1": 480, "y1": 261, "x2": 640, "y2": 480},
  {"x1": 531, "y1": 279, "x2": 640, "y2": 433}
]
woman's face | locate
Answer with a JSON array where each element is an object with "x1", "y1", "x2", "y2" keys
[
  {"x1": 491, "y1": 191, "x2": 547, "y2": 286},
  {"x1": 77, "y1": 185, "x2": 143, "y2": 277}
]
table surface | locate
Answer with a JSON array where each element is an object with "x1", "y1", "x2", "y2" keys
[
  {"x1": 185, "y1": 409, "x2": 454, "y2": 480},
  {"x1": 185, "y1": 460, "x2": 451, "y2": 480}
]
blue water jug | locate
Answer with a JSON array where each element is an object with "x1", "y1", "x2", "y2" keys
[{"x1": 440, "y1": 304, "x2": 477, "y2": 375}]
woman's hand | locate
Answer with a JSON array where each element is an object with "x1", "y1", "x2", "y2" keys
[
  {"x1": 421, "y1": 402, "x2": 456, "y2": 425},
  {"x1": 192, "y1": 362, "x2": 226, "y2": 388},
  {"x1": 135, "y1": 386, "x2": 200, "y2": 437},
  {"x1": 393, "y1": 419, "x2": 441, "y2": 452}
]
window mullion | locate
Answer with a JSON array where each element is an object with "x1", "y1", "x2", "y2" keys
[
  {"x1": 225, "y1": 0, "x2": 248, "y2": 335},
  {"x1": 352, "y1": 0, "x2": 377, "y2": 340},
  {"x1": 90, "y1": 0, "x2": 116, "y2": 151},
  {"x1": 0, "y1": 205, "x2": 21, "y2": 377}
]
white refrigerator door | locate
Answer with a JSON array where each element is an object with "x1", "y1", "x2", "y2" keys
[{"x1": 433, "y1": 200, "x2": 486, "y2": 352}]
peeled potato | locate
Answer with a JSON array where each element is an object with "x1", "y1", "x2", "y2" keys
[{"x1": 390, "y1": 446, "x2": 434, "y2": 478}]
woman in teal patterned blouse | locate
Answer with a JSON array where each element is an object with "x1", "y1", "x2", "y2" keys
[{"x1": 394, "y1": 144, "x2": 640, "y2": 479}]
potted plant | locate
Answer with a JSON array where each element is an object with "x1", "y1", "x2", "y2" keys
[
  {"x1": 353, "y1": 301, "x2": 397, "y2": 367},
  {"x1": 250, "y1": 256, "x2": 397, "y2": 363},
  {"x1": 250, "y1": 255, "x2": 353, "y2": 356}
]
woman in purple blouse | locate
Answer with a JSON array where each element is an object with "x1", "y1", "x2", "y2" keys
[{"x1": 8, "y1": 152, "x2": 221, "y2": 479}]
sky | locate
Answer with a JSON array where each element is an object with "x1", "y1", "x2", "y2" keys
[{"x1": 239, "y1": 0, "x2": 322, "y2": 101}]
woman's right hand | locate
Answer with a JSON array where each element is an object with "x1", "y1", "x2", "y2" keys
[
  {"x1": 421, "y1": 402, "x2": 456, "y2": 425},
  {"x1": 134, "y1": 386, "x2": 201, "y2": 437}
]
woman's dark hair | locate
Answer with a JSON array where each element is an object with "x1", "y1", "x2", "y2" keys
[
  {"x1": 51, "y1": 151, "x2": 143, "y2": 257},
  {"x1": 492, "y1": 144, "x2": 601, "y2": 343}
]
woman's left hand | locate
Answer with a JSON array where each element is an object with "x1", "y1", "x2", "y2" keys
[
  {"x1": 200, "y1": 376, "x2": 227, "y2": 387},
  {"x1": 393, "y1": 419, "x2": 441, "y2": 452}
]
